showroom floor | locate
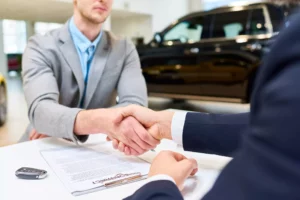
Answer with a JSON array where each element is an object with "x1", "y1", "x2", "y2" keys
[{"x1": 0, "y1": 76, "x2": 250, "y2": 147}]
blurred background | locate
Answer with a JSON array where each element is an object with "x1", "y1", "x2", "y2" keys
[{"x1": 2, "y1": 0, "x2": 295, "y2": 147}]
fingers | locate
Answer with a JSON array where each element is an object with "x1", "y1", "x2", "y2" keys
[
  {"x1": 158, "y1": 151, "x2": 188, "y2": 163},
  {"x1": 112, "y1": 115, "x2": 159, "y2": 156},
  {"x1": 109, "y1": 138, "x2": 137, "y2": 156},
  {"x1": 113, "y1": 141, "x2": 140, "y2": 156},
  {"x1": 31, "y1": 133, "x2": 41, "y2": 140},
  {"x1": 130, "y1": 128, "x2": 152, "y2": 150},
  {"x1": 111, "y1": 138, "x2": 143, "y2": 156},
  {"x1": 112, "y1": 139, "x2": 119, "y2": 149},
  {"x1": 124, "y1": 146, "x2": 139, "y2": 156},
  {"x1": 126, "y1": 140, "x2": 146, "y2": 155},
  {"x1": 124, "y1": 146, "x2": 130, "y2": 156},
  {"x1": 135, "y1": 123, "x2": 160, "y2": 147},
  {"x1": 37, "y1": 134, "x2": 47, "y2": 139},
  {"x1": 158, "y1": 151, "x2": 198, "y2": 176},
  {"x1": 29, "y1": 129, "x2": 50, "y2": 141},
  {"x1": 170, "y1": 151, "x2": 189, "y2": 162},
  {"x1": 120, "y1": 117, "x2": 149, "y2": 154},
  {"x1": 191, "y1": 167, "x2": 198, "y2": 176},
  {"x1": 29, "y1": 133, "x2": 35, "y2": 140},
  {"x1": 115, "y1": 141, "x2": 142, "y2": 157},
  {"x1": 128, "y1": 147, "x2": 140, "y2": 156},
  {"x1": 111, "y1": 138, "x2": 146, "y2": 156},
  {"x1": 29, "y1": 129, "x2": 37, "y2": 140},
  {"x1": 179, "y1": 158, "x2": 198, "y2": 177},
  {"x1": 128, "y1": 116, "x2": 159, "y2": 150},
  {"x1": 118, "y1": 142, "x2": 125, "y2": 153},
  {"x1": 147, "y1": 124, "x2": 162, "y2": 140}
]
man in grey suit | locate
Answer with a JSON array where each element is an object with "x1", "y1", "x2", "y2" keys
[{"x1": 21, "y1": 0, "x2": 159, "y2": 155}]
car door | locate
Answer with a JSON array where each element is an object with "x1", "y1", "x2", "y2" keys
[
  {"x1": 207, "y1": 9, "x2": 254, "y2": 84},
  {"x1": 195, "y1": 7, "x2": 269, "y2": 99},
  {"x1": 142, "y1": 15, "x2": 212, "y2": 85}
]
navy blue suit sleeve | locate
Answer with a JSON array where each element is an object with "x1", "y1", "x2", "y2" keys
[
  {"x1": 123, "y1": 181, "x2": 183, "y2": 200},
  {"x1": 201, "y1": 12, "x2": 300, "y2": 200},
  {"x1": 183, "y1": 112, "x2": 249, "y2": 156}
]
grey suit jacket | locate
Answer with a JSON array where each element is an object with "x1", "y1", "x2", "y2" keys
[{"x1": 20, "y1": 22, "x2": 147, "y2": 142}]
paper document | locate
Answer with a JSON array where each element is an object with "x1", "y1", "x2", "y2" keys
[{"x1": 41, "y1": 143, "x2": 150, "y2": 196}]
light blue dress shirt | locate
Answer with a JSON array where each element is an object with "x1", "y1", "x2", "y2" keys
[{"x1": 69, "y1": 17, "x2": 102, "y2": 107}]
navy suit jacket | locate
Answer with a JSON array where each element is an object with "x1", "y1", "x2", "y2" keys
[{"x1": 125, "y1": 12, "x2": 300, "y2": 200}]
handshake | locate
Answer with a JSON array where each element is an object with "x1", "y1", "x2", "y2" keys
[
  {"x1": 100, "y1": 105, "x2": 175, "y2": 156},
  {"x1": 30, "y1": 105, "x2": 198, "y2": 189},
  {"x1": 30, "y1": 105, "x2": 174, "y2": 155}
]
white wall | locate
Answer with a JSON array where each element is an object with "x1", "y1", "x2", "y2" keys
[
  {"x1": 189, "y1": 0, "x2": 204, "y2": 12},
  {"x1": 112, "y1": 15, "x2": 152, "y2": 43},
  {"x1": 149, "y1": 0, "x2": 189, "y2": 33},
  {"x1": 202, "y1": 0, "x2": 262, "y2": 10},
  {"x1": 25, "y1": 21, "x2": 35, "y2": 41},
  {"x1": 113, "y1": 0, "x2": 189, "y2": 33},
  {"x1": 103, "y1": 16, "x2": 112, "y2": 31},
  {"x1": 0, "y1": 21, "x2": 7, "y2": 77}
]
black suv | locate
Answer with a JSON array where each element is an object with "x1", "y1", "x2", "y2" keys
[{"x1": 138, "y1": 2, "x2": 298, "y2": 103}]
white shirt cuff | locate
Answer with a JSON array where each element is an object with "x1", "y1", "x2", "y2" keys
[
  {"x1": 147, "y1": 174, "x2": 176, "y2": 184},
  {"x1": 171, "y1": 111, "x2": 187, "y2": 146}
]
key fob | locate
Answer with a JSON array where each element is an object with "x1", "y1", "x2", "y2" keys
[{"x1": 15, "y1": 167, "x2": 47, "y2": 180}]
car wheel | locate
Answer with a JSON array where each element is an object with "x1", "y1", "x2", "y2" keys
[{"x1": 0, "y1": 84, "x2": 7, "y2": 126}]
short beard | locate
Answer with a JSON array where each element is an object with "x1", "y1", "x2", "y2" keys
[{"x1": 80, "y1": 9, "x2": 107, "y2": 25}]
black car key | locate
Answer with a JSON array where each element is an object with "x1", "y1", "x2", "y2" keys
[{"x1": 15, "y1": 167, "x2": 47, "y2": 180}]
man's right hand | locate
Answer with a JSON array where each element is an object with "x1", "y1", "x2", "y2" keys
[
  {"x1": 110, "y1": 116, "x2": 160, "y2": 155},
  {"x1": 74, "y1": 108, "x2": 160, "y2": 156},
  {"x1": 110, "y1": 105, "x2": 175, "y2": 155},
  {"x1": 115, "y1": 105, "x2": 175, "y2": 140}
]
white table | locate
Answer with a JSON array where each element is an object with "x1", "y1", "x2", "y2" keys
[{"x1": 0, "y1": 135, "x2": 231, "y2": 200}]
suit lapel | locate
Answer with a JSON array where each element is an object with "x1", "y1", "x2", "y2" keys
[
  {"x1": 84, "y1": 31, "x2": 111, "y2": 108},
  {"x1": 58, "y1": 23, "x2": 85, "y2": 105}
]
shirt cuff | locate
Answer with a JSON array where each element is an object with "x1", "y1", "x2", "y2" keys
[
  {"x1": 147, "y1": 174, "x2": 176, "y2": 184},
  {"x1": 171, "y1": 111, "x2": 187, "y2": 146}
]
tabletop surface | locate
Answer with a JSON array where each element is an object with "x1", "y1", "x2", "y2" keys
[{"x1": 0, "y1": 134, "x2": 231, "y2": 200}]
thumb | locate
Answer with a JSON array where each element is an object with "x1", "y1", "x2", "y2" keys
[
  {"x1": 114, "y1": 106, "x2": 137, "y2": 124},
  {"x1": 147, "y1": 124, "x2": 161, "y2": 140}
]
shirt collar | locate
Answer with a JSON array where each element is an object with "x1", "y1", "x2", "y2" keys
[{"x1": 69, "y1": 17, "x2": 102, "y2": 53}]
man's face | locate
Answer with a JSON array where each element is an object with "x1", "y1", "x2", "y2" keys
[{"x1": 74, "y1": 0, "x2": 113, "y2": 24}]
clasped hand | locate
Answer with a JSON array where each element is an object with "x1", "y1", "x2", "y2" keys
[{"x1": 106, "y1": 105, "x2": 174, "y2": 156}]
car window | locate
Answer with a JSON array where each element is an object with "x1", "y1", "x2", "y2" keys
[
  {"x1": 163, "y1": 16, "x2": 209, "y2": 44},
  {"x1": 266, "y1": 5, "x2": 285, "y2": 32},
  {"x1": 249, "y1": 9, "x2": 268, "y2": 35},
  {"x1": 212, "y1": 10, "x2": 250, "y2": 39},
  {"x1": 224, "y1": 23, "x2": 243, "y2": 38}
]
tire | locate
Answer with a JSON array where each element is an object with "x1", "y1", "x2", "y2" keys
[{"x1": 0, "y1": 84, "x2": 7, "y2": 126}]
